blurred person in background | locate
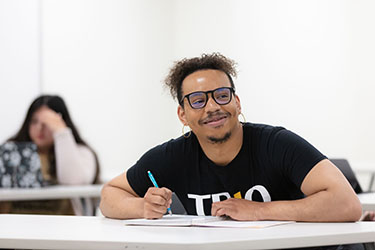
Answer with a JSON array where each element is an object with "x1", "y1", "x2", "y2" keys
[{"x1": 0, "y1": 95, "x2": 100, "y2": 215}]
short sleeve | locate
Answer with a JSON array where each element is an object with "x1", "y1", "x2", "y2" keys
[
  {"x1": 269, "y1": 129, "x2": 327, "y2": 188},
  {"x1": 126, "y1": 140, "x2": 174, "y2": 197}
]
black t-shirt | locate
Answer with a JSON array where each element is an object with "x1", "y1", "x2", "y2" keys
[{"x1": 127, "y1": 123, "x2": 326, "y2": 216}]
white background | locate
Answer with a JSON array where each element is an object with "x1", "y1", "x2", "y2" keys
[
  {"x1": 1, "y1": 0, "x2": 374, "y2": 184},
  {"x1": 0, "y1": 0, "x2": 40, "y2": 141}
]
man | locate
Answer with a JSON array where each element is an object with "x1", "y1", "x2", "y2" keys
[{"x1": 100, "y1": 53, "x2": 362, "y2": 222}]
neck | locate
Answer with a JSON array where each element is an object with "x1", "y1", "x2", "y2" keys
[
  {"x1": 38, "y1": 146, "x2": 51, "y2": 154},
  {"x1": 198, "y1": 122, "x2": 243, "y2": 166}
]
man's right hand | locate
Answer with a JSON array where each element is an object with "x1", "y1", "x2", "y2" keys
[
  {"x1": 100, "y1": 173, "x2": 173, "y2": 220},
  {"x1": 143, "y1": 187, "x2": 172, "y2": 219}
]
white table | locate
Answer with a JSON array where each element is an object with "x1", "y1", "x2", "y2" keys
[
  {"x1": 0, "y1": 214, "x2": 374, "y2": 250},
  {"x1": 358, "y1": 192, "x2": 375, "y2": 211},
  {"x1": 0, "y1": 184, "x2": 103, "y2": 215}
]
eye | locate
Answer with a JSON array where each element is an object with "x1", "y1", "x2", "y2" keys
[
  {"x1": 192, "y1": 98, "x2": 204, "y2": 103},
  {"x1": 30, "y1": 117, "x2": 39, "y2": 125},
  {"x1": 215, "y1": 90, "x2": 230, "y2": 100},
  {"x1": 189, "y1": 93, "x2": 206, "y2": 106},
  {"x1": 191, "y1": 98, "x2": 205, "y2": 105},
  {"x1": 216, "y1": 93, "x2": 229, "y2": 99}
]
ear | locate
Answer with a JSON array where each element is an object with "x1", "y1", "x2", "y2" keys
[
  {"x1": 234, "y1": 94, "x2": 242, "y2": 115},
  {"x1": 177, "y1": 105, "x2": 188, "y2": 125}
]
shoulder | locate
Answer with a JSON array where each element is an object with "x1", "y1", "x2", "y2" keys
[
  {"x1": 140, "y1": 133, "x2": 198, "y2": 161},
  {"x1": 76, "y1": 144, "x2": 95, "y2": 158},
  {"x1": 127, "y1": 135, "x2": 198, "y2": 194},
  {"x1": 243, "y1": 122, "x2": 286, "y2": 140},
  {"x1": 242, "y1": 122, "x2": 312, "y2": 153}
]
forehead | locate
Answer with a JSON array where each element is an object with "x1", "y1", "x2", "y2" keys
[
  {"x1": 31, "y1": 105, "x2": 48, "y2": 117},
  {"x1": 181, "y1": 69, "x2": 231, "y2": 95}
]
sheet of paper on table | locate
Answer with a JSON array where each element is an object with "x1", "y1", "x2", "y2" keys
[{"x1": 124, "y1": 214, "x2": 295, "y2": 228}]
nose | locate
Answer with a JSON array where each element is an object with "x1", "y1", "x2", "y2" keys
[
  {"x1": 34, "y1": 122, "x2": 43, "y2": 131},
  {"x1": 41, "y1": 123, "x2": 48, "y2": 131},
  {"x1": 34, "y1": 121, "x2": 47, "y2": 132},
  {"x1": 204, "y1": 93, "x2": 220, "y2": 112}
]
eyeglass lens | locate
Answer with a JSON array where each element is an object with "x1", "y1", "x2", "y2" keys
[{"x1": 188, "y1": 88, "x2": 232, "y2": 109}]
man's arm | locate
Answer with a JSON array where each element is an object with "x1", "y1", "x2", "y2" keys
[
  {"x1": 211, "y1": 159, "x2": 362, "y2": 222},
  {"x1": 100, "y1": 172, "x2": 172, "y2": 219}
]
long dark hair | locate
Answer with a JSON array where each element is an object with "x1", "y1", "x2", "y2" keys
[{"x1": 9, "y1": 95, "x2": 100, "y2": 183}]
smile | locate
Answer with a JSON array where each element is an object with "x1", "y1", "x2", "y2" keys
[{"x1": 203, "y1": 114, "x2": 228, "y2": 127}]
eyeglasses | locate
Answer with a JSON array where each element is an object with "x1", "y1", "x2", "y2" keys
[{"x1": 180, "y1": 87, "x2": 235, "y2": 109}]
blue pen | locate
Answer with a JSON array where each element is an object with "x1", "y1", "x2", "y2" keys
[{"x1": 147, "y1": 171, "x2": 172, "y2": 215}]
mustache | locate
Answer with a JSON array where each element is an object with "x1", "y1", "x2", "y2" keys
[{"x1": 198, "y1": 111, "x2": 231, "y2": 125}]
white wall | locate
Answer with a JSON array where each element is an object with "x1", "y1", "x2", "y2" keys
[
  {"x1": 0, "y1": 0, "x2": 40, "y2": 142},
  {"x1": 1, "y1": 0, "x2": 374, "y2": 183},
  {"x1": 41, "y1": 0, "x2": 179, "y2": 180},
  {"x1": 172, "y1": 0, "x2": 375, "y2": 173}
]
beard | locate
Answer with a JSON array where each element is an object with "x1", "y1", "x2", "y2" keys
[{"x1": 207, "y1": 131, "x2": 231, "y2": 144}]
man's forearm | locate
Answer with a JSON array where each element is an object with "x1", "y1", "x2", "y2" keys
[
  {"x1": 258, "y1": 189, "x2": 362, "y2": 222},
  {"x1": 256, "y1": 160, "x2": 363, "y2": 222},
  {"x1": 100, "y1": 184, "x2": 144, "y2": 219}
]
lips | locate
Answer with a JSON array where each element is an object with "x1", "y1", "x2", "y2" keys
[
  {"x1": 199, "y1": 112, "x2": 230, "y2": 127},
  {"x1": 204, "y1": 115, "x2": 227, "y2": 124},
  {"x1": 37, "y1": 134, "x2": 45, "y2": 140}
]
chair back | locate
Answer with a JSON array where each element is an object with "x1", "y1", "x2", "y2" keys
[{"x1": 330, "y1": 158, "x2": 363, "y2": 194}]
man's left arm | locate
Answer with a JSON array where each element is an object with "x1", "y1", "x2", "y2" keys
[{"x1": 212, "y1": 159, "x2": 362, "y2": 222}]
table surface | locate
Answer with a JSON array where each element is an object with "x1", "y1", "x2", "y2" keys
[
  {"x1": 358, "y1": 192, "x2": 375, "y2": 210},
  {"x1": 0, "y1": 184, "x2": 103, "y2": 201},
  {"x1": 0, "y1": 214, "x2": 374, "y2": 250}
]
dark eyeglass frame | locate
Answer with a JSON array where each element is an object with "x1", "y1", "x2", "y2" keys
[{"x1": 180, "y1": 87, "x2": 235, "y2": 109}]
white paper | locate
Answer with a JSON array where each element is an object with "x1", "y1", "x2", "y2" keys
[
  {"x1": 124, "y1": 215, "x2": 220, "y2": 227},
  {"x1": 195, "y1": 219, "x2": 295, "y2": 228},
  {"x1": 124, "y1": 215, "x2": 295, "y2": 228}
]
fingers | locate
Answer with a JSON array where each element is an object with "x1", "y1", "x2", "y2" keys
[
  {"x1": 361, "y1": 211, "x2": 375, "y2": 221},
  {"x1": 143, "y1": 187, "x2": 172, "y2": 219},
  {"x1": 39, "y1": 108, "x2": 66, "y2": 132},
  {"x1": 211, "y1": 198, "x2": 259, "y2": 221},
  {"x1": 214, "y1": 207, "x2": 229, "y2": 217},
  {"x1": 211, "y1": 201, "x2": 220, "y2": 216},
  {"x1": 211, "y1": 199, "x2": 235, "y2": 217},
  {"x1": 371, "y1": 212, "x2": 375, "y2": 221},
  {"x1": 145, "y1": 187, "x2": 172, "y2": 206}
]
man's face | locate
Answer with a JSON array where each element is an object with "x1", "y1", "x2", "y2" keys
[{"x1": 178, "y1": 69, "x2": 241, "y2": 144}]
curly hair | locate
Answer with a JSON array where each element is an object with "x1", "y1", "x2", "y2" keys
[{"x1": 164, "y1": 53, "x2": 237, "y2": 105}]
